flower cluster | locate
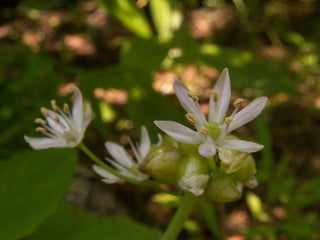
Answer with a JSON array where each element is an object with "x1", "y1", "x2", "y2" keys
[{"x1": 25, "y1": 68, "x2": 267, "y2": 203}]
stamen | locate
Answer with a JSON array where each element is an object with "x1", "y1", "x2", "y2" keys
[
  {"x1": 63, "y1": 103, "x2": 70, "y2": 113},
  {"x1": 35, "y1": 118, "x2": 47, "y2": 125},
  {"x1": 54, "y1": 115, "x2": 60, "y2": 124},
  {"x1": 188, "y1": 91, "x2": 199, "y2": 102},
  {"x1": 185, "y1": 113, "x2": 198, "y2": 125},
  {"x1": 36, "y1": 127, "x2": 47, "y2": 132},
  {"x1": 41, "y1": 107, "x2": 49, "y2": 117},
  {"x1": 225, "y1": 116, "x2": 233, "y2": 124},
  {"x1": 50, "y1": 100, "x2": 58, "y2": 111},
  {"x1": 233, "y1": 98, "x2": 244, "y2": 107},
  {"x1": 200, "y1": 126, "x2": 208, "y2": 135},
  {"x1": 212, "y1": 90, "x2": 219, "y2": 102}
]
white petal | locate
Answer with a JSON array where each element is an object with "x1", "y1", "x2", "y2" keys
[
  {"x1": 139, "y1": 126, "x2": 151, "y2": 159},
  {"x1": 72, "y1": 86, "x2": 84, "y2": 128},
  {"x1": 105, "y1": 142, "x2": 134, "y2": 168},
  {"x1": 198, "y1": 135, "x2": 217, "y2": 158},
  {"x1": 80, "y1": 103, "x2": 92, "y2": 136},
  {"x1": 228, "y1": 97, "x2": 268, "y2": 133},
  {"x1": 154, "y1": 120, "x2": 204, "y2": 144},
  {"x1": 173, "y1": 78, "x2": 207, "y2": 126},
  {"x1": 92, "y1": 165, "x2": 121, "y2": 183},
  {"x1": 24, "y1": 135, "x2": 66, "y2": 150},
  {"x1": 105, "y1": 157, "x2": 146, "y2": 180},
  {"x1": 209, "y1": 68, "x2": 231, "y2": 124},
  {"x1": 218, "y1": 139, "x2": 264, "y2": 152}
]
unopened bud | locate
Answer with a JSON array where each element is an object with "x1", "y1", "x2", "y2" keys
[
  {"x1": 177, "y1": 154, "x2": 210, "y2": 196},
  {"x1": 205, "y1": 172, "x2": 242, "y2": 203},
  {"x1": 230, "y1": 154, "x2": 256, "y2": 183},
  {"x1": 140, "y1": 146, "x2": 182, "y2": 183}
]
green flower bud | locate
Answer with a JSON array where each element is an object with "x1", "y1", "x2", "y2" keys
[
  {"x1": 178, "y1": 142, "x2": 199, "y2": 155},
  {"x1": 140, "y1": 146, "x2": 182, "y2": 183},
  {"x1": 230, "y1": 155, "x2": 256, "y2": 183},
  {"x1": 161, "y1": 135, "x2": 178, "y2": 148},
  {"x1": 177, "y1": 154, "x2": 210, "y2": 196},
  {"x1": 205, "y1": 172, "x2": 243, "y2": 203}
]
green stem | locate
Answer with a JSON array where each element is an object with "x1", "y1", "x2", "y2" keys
[{"x1": 161, "y1": 192, "x2": 196, "y2": 240}]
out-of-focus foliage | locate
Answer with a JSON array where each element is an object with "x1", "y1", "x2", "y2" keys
[
  {"x1": 0, "y1": 149, "x2": 77, "y2": 240},
  {"x1": 1, "y1": 0, "x2": 320, "y2": 239}
]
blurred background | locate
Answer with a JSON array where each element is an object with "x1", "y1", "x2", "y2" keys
[{"x1": 0, "y1": 0, "x2": 320, "y2": 239}]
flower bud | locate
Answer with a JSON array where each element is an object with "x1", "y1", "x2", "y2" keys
[
  {"x1": 230, "y1": 155, "x2": 256, "y2": 183},
  {"x1": 205, "y1": 172, "x2": 243, "y2": 203},
  {"x1": 178, "y1": 142, "x2": 199, "y2": 155},
  {"x1": 139, "y1": 146, "x2": 182, "y2": 183},
  {"x1": 177, "y1": 154, "x2": 210, "y2": 196}
]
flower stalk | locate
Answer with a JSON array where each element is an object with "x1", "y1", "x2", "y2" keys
[{"x1": 161, "y1": 192, "x2": 196, "y2": 240}]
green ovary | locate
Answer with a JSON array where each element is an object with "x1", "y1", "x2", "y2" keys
[{"x1": 206, "y1": 122, "x2": 221, "y2": 140}]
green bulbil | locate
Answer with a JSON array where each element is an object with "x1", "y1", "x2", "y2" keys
[
  {"x1": 205, "y1": 172, "x2": 242, "y2": 203},
  {"x1": 139, "y1": 146, "x2": 182, "y2": 183},
  {"x1": 161, "y1": 135, "x2": 178, "y2": 148},
  {"x1": 178, "y1": 142, "x2": 199, "y2": 155},
  {"x1": 230, "y1": 155, "x2": 256, "y2": 183}
]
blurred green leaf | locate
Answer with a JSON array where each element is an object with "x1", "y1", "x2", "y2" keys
[
  {"x1": 149, "y1": 0, "x2": 182, "y2": 42},
  {"x1": 120, "y1": 37, "x2": 169, "y2": 72},
  {"x1": 29, "y1": 202, "x2": 161, "y2": 240},
  {"x1": 0, "y1": 149, "x2": 77, "y2": 240},
  {"x1": 96, "y1": 0, "x2": 152, "y2": 38},
  {"x1": 197, "y1": 200, "x2": 225, "y2": 240}
]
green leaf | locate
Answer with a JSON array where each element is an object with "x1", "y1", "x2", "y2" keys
[
  {"x1": 149, "y1": 0, "x2": 182, "y2": 41},
  {"x1": 96, "y1": 0, "x2": 152, "y2": 38},
  {"x1": 29, "y1": 202, "x2": 161, "y2": 240},
  {"x1": 0, "y1": 149, "x2": 77, "y2": 240}
]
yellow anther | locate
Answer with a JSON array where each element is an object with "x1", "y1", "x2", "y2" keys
[
  {"x1": 233, "y1": 98, "x2": 244, "y2": 107},
  {"x1": 50, "y1": 99, "x2": 58, "y2": 111},
  {"x1": 54, "y1": 115, "x2": 60, "y2": 124},
  {"x1": 200, "y1": 126, "x2": 208, "y2": 135},
  {"x1": 185, "y1": 113, "x2": 198, "y2": 125},
  {"x1": 63, "y1": 103, "x2": 70, "y2": 113},
  {"x1": 212, "y1": 90, "x2": 219, "y2": 102},
  {"x1": 41, "y1": 107, "x2": 49, "y2": 117},
  {"x1": 225, "y1": 116, "x2": 233, "y2": 124},
  {"x1": 35, "y1": 118, "x2": 46, "y2": 125},
  {"x1": 36, "y1": 127, "x2": 46, "y2": 132},
  {"x1": 187, "y1": 91, "x2": 199, "y2": 102}
]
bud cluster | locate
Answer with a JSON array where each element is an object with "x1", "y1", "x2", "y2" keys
[{"x1": 140, "y1": 134, "x2": 258, "y2": 202}]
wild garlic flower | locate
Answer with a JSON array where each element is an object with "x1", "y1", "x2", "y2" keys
[
  {"x1": 93, "y1": 126, "x2": 151, "y2": 184},
  {"x1": 24, "y1": 87, "x2": 92, "y2": 150},
  {"x1": 155, "y1": 68, "x2": 267, "y2": 158}
]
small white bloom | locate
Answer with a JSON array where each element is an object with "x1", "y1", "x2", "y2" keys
[
  {"x1": 155, "y1": 68, "x2": 267, "y2": 158},
  {"x1": 24, "y1": 87, "x2": 92, "y2": 150},
  {"x1": 93, "y1": 126, "x2": 151, "y2": 183}
]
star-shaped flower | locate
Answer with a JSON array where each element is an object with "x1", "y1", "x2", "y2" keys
[
  {"x1": 24, "y1": 86, "x2": 92, "y2": 149},
  {"x1": 93, "y1": 126, "x2": 151, "y2": 183},
  {"x1": 154, "y1": 68, "x2": 267, "y2": 158}
]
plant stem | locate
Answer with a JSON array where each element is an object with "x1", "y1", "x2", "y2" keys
[{"x1": 161, "y1": 192, "x2": 196, "y2": 240}]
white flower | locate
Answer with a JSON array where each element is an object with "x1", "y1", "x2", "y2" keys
[
  {"x1": 24, "y1": 86, "x2": 92, "y2": 149},
  {"x1": 154, "y1": 68, "x2": 267, "y2": 158},
  {"x1": 93, "y1": 126, "x2": 151, "y2": 184}
]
